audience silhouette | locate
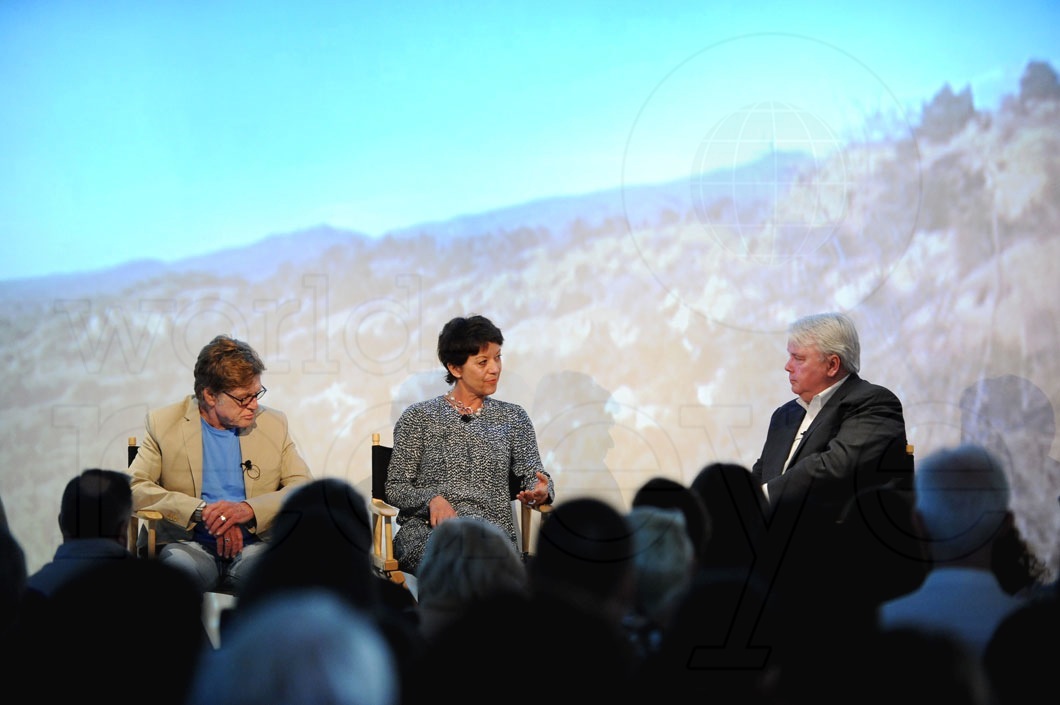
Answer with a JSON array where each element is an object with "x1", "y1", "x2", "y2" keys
[
  {"x1": 983, "y1": 588, "x2": 1060, "y2": 705},
  {"x1": 527, "y1": 496, "x2": 637, "y2": 626},
  {"x1": 622, "y1": 505, "x2": 696, "y2": 661},
  {"x1": 989, "y1": 518, "x2": 1050, "y2": 595},
  {"x1": 188, "y1": 589, "x2": 398, "y2": 705},
  {"x1": 634, "y1": 554, "x2": 773, "y2": 702},
  {"x1": 879, "y1": 443, "x2": 1027, "y2": 660},
  {"x1": 690, "y1": 461, "x2": 769, "y2": 582},
  {"x1": 835, "y1": 482, "x2": 930, "y2": 615},
  {"x1": 22, "y1": 558, "x2": 207, "y2": 705},
  {"x1": 414, "y1": 515, "x2": 528, "y2": 642},
  {"x1": 412, "y1": 498, "x2": 639, "y2": 704},
  {"x1": 8, "y1": 374, "x2": 1059, "y2": 704},
  {"x1": 758, "y1": 488, "x2": 882, "y2": 673},
  {"x1": 26, "y1": 468, "x2": 133, "y2": 598},
  {"x1": 631, "y1": 475, "x2": 711, "y2": 568},
  {"x1": 762, "y1": 625, "x2": 997, "y2": 705},
  {"x1": 235, "y1": 477, "x2": 381, "y2": 614},
  {"x1": 233, "y1": 477, "x2": 421, "y2": 699},
  {"x1": 0, "y1": 521, "x2": 27, "y2": 650}
]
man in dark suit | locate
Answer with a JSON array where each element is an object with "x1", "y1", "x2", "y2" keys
[{"x1": 751, "y1": 312, "x2": 910, "y2": 520}]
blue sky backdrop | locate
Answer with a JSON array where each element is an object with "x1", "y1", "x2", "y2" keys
[{"x1": 2, "y1": 0, "x2": 1057, "y2": 279}]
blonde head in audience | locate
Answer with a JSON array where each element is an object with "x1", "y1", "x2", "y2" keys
[{"x1": 415, "y1": 516, "x2": 528, "y2": 640}]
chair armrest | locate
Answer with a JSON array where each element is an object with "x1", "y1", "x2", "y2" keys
[
  {"x1": 128, "y1": 509, "x2": 163, "y2": 558},
  {"x1": 368, "y1": 498, "x2": 406, "y2": 589},
  {"x1": 517, "y1": 501, "x2": 554, "y2": 560},
  {"x1": 369, "y1": 497, "x2": 398, "y2": 517}
]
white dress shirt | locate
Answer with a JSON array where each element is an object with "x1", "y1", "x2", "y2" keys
[{"x1": 782, "y1": 374, "x2": 850, "y2": 473}]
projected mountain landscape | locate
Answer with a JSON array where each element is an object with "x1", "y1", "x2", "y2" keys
[{"x1": 2, "y1": 65, "x2": 1059, "y2": 579}]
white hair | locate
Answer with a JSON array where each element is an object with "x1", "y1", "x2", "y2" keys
[
  {"x1": 627, "y1": 505, "x2": 694, "y2": 624},
  {"x1": 914, "y1": 444, "x2": 1011, "y2": 563},
  {"x1": 188, "y1": 590, "x2": 397, "y2": 705},
  {"x1": 789, "y1": 312, "x2": 861, "y2": 374}
]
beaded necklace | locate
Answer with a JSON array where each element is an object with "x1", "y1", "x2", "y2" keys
[{"x1": 445, "y1": 391, "x2": 483, "y2": 419}]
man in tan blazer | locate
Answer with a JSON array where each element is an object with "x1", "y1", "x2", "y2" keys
[{"x1": 130, "y1": 334, "x2": 312, "y2": 593}]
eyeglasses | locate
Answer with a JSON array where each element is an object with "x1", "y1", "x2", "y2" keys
[{"x1": 222, "y1": 386, "x2": 267, "y2": 407}]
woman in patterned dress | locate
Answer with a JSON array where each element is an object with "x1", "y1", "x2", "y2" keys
[{"x1": 386, "y1": 315, "x2": 554, "y2": 575}]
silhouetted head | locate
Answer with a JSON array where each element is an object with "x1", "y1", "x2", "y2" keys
[
  {"x1": 237, "y1": 478, "x2": 378, "y2": 614},
  {"x1": 58, "y1": 468, "x2": 132, "y2": 541},
  {"x1": 528, "y1": 497, "x2": 635, "y2": 622},
  {"x1": 691, "y1": 462, "x2": 769, "y2": 573},
  {"x1": 632, "y1": 476, "x2": 711, "y2": 563},
  {"x1": 915, "y1": 443, "x2": 1011, "y2": 563}
]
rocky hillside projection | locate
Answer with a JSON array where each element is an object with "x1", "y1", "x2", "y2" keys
[{"x1": 2, "y1": 63, "x2": 1059, "y2": 578}]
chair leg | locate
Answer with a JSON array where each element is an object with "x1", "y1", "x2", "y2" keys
[{"x1": 520, "y1": 502, "x2": 532, "y2": 561}]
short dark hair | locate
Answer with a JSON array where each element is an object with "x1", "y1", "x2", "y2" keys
[
  {"x1": 59, "y1": 469, "x2": 133, "y2": 539},
  {"x1": 437, "y1": 315, "x2": 504, "y2": 385},
  {"x1": 193, "y1": 334, "x2": 266, "y2": 401}
]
